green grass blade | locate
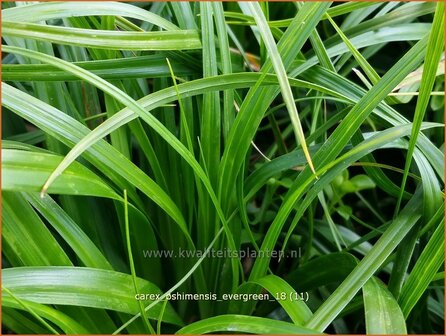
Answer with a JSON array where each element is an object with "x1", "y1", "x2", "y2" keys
[
  {"x1": 176, "y1": 314, "x2": 321, "y2": 334},
  {"x1": 305, "y1": 188, "x2": 423, "y2": 331},
  {"x1": 170, "y1": 2, "x2": 197, "y2": 30},
  {"x1": 363, "y1": 277, "x2": 407, "y2": 334},
  {"x1": 3, "y1": 191, "x2": 72, "y2": 267},
  {"x1": 399, "y1": 215, "x2": 445, "y2": 318},
  {"x1": 2, "y1": 287, "x2": 60, "y2": 335},
  {"x1": 198, "y1": 2, "x2": 221, "y2": 253},
  {"x1": 2, "y1": 296, "x2": 90, "y2": 334},
  {"x1": 212, "y1": 2, "x2": 234, "y2": 141},
  {"x1": 114, "y1": 226, "x2": 225, "y2": 334},
  {"x1": 2, "y1": 267, "x2": 183, "y2": 326},
  {"x1": 200, "y1": 2, "x2": 220, "y2": 184},
  {"x1": 326, "y1": 14, "x2": 380, "y2": 84},
  {"x1": 249, "y1": 275, "x2": 313, "y2": 325},
  {"x1": 2, "y1": 55, "x2": 193, "y2": 82},
  {"x1": 325, "y1": 2, "x2": 435, "y2": 46},
  {"x1": 3, "y1": 307, "x2": 49, "y2": 334},
  {"x1": 394, "y1": 1, "x2": 445, "y2": 217},
  {"x1": 24, "y1": 192, "x2": 113, "y2": 270},
  {"x1": 2, "y1": 149, "x2": 120, "y2": 199},
  {"x1": 298, "y1": 64, "x2": 444, "y2": 181},
  {"x1": 245, "y1": 2, "x2": 316, "y2": 175},
  {"x1": 387, "y1": 221, "x2": 422, "y2": 300},
  {"x1": 123, "y1": 190, "x2": 154, "y2": 334},
  {"x1": 3, "y1": 1, "x2": 178, "y2": 30},
  {"x1": 326, "y1": 2, "x2": 377, "y2": 18},
  {"x1": 2, "y1": 21, "x2": 201, "y2": 50}
]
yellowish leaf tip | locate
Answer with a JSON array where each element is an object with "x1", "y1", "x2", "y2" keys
[{"x1": 40, "y1": 183, "x2": 50, "y2": 198}]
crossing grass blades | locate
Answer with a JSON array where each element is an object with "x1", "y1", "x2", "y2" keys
[{"x1": 1, "y1": 1, "x2": 445, "y2": 334}]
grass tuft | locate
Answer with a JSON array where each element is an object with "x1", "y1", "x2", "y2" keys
[{"x1": 2, "y1": 1, "x2": 444, "y2": 334}]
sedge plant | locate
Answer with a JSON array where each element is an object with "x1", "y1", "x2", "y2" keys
[{"x1": 1, "y1": 1, "x2": 444, "y2": 334}]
